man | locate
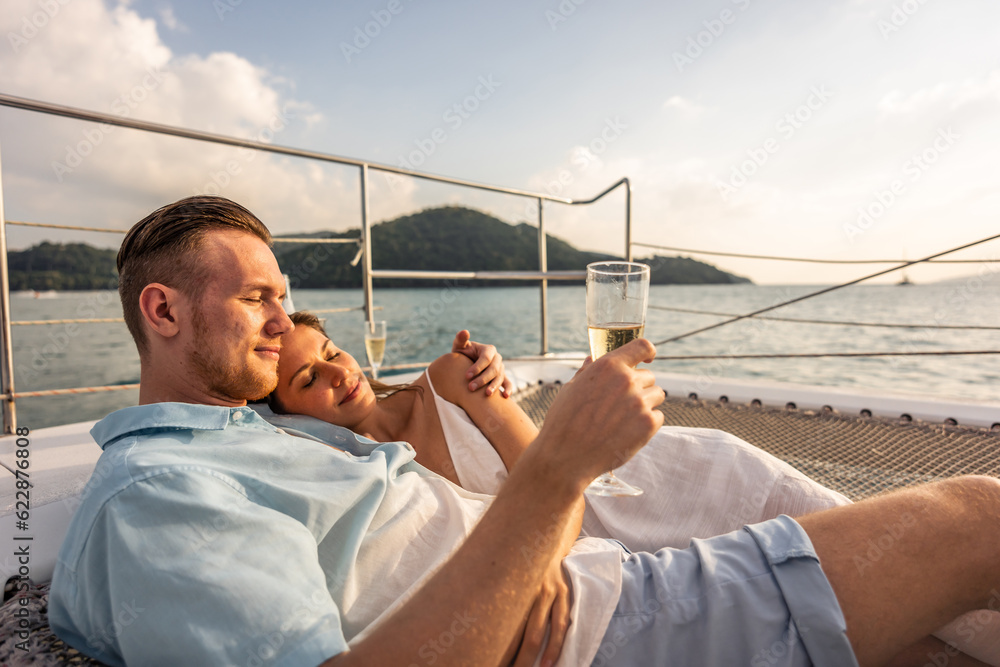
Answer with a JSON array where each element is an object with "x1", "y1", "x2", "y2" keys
[{"x1": 50, "y1": 196, "x2": 1000, "y2": 666}]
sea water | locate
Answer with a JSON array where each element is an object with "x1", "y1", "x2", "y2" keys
[{"x1": 10, "y1": 280, "x2": 1000, "y2": 429}]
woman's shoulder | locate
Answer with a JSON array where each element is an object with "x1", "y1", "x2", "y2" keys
[{"x1": 427, "y1": 353, "x2": 474, "y2": 404}]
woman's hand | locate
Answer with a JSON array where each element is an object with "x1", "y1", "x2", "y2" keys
[
  {"x1": 508, "y1": 557, "x2": 573, "y2": 667},
  {"x1": 451, "y1": 330, "x2": 513, "y2": 398}
]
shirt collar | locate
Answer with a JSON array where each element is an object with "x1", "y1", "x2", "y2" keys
[
  {"x1": 247, "y1": 402, "x2": 391, "y2": 456},
  {"x1": 90, "y1": 402, "x2": 271, "y2": 450}
]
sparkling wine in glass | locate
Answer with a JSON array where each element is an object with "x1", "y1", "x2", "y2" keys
[
  {"x1": 585, "y1": 261, "x2": 651, "y2": 497},
  {"x1": 364, "y1": 320, "x2": 387, "y2": 380}
]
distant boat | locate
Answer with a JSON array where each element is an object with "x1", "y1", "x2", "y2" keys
[{"x1": 898, "y1": 247, "x2": 914, "y2": 285}]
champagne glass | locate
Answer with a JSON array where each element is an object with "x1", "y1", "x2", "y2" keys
[
  {"x1": 364, "y1": 320, "x2": 387, "y2": 380},
  {"x1": 585, "y1": 261, "x2": 651, "y2": 497}
]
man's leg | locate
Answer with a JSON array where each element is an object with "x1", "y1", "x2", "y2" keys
[
  {"x1": 592, "y1": 515, "x2": 859, "y2": 666},
  {"x1": 797, "y1": 475, "x2": 1000, "y2": 667}
]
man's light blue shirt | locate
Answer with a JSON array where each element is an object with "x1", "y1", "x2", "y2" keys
[
  {"x1": 48, "y1": 402, "x2": 429, "y2": 667},
  {"x1": 46, "y1": 402, "x2": 858, "y2": 667}
]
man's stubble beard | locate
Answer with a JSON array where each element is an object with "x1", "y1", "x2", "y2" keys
[{"x1": 188, "y1": 303, "x2": 278, "y2": 402}]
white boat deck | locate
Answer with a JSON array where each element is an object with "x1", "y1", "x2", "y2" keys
[{"x1": 0, "y1": 420, "x2": 99, "y2": 584}]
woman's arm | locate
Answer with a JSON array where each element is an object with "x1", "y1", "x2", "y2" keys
[{"x1": 428, "y1": 352, "x2": 538, "y2": 473}]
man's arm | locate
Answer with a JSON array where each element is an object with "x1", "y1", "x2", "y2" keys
[
  {"x1": 505, "y1": 499, "x2": 584, "y2": 667},
  {"x1": 322, "y1": 339, "x2": 664, "y2": 666},
  {"x1": 429, "y1": 352, "x2": 581, "y2": 666}
]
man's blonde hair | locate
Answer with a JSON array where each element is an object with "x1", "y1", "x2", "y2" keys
[{"x1": 117, "y1": 196, "x2": 272, "y2": 356}]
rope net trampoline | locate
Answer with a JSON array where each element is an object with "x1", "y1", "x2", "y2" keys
[{"x1": 514, "y1": 383, "x2": 1000, "y2": 501}]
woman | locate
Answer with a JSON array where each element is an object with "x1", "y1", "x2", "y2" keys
[
  {"x1": 267, "y1": 312, "x2": 851, "y2": 547},
  {"x1": 266, "y1": 312, "x2": 1000, "y2": 666},
  {"x1": 268, "y1": 312, "x2": 533, "y2": 487}
]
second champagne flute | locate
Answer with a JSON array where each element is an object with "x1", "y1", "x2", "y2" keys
[{"x1": 364, "y1": 320, "x2": 386, "y2": 380}]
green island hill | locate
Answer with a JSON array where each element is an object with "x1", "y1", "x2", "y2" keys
[{"x1": 7, "y1": 206, "x2": 751, "y2": 291}]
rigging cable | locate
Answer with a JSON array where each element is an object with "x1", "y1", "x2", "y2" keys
[
  {"x1": 653, "y1": 350, "x2": 1000, "y2": 361},
  {"x1": 648, "y1": 305, "x2": 1000, "y2": 331},
  {"x1": 650, "y1": 231, "x2": 1000, "y2": 347},
  {"x1": 632, "y1": 242, "x2": 1000, "y2": 264}
]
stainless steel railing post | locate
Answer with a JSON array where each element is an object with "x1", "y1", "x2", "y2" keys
[
  {"x1": 360, "y1": 164, "x2": 375, "y2": 326},
  {"x1": 625, "y1": 178, "x2": 633, "y2": 262},
  {"x1": 537, "y1": 198, "x2": 548, "y2": 355},
  {"x1": 0, "y1": 140, "x2": 17, "y2": 434}
]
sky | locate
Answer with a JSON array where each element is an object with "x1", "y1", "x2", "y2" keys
[{"x1": 1, "y1": 0, "x2": 999, "y2": 284}]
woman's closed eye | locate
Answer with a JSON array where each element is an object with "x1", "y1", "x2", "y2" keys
[{"x1": 301, "y1": 352, "x2": 340, "y2": 389}]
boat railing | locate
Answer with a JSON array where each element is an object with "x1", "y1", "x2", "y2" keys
[{"x1": 0, "y1": 93, "x2": 633, "y2": 434}]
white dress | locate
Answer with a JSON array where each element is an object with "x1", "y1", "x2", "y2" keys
[{"x1": 425, "y1": 373, "x2": 851, "y2": 552}]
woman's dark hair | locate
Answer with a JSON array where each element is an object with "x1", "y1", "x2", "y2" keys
[{"x1": 267, "y1": 310, "x2": 420, "y2": 414}]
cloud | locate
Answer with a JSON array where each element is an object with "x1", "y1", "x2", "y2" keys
[
  {"x1": 878, "y1": 71, "x2": 1000, "y2": 118},
  {"x1": 663, "y1": 95, "x2": 707, "y2": 115},
  {"x1": 0, "y1": 0, "x2": 353, "y2": 248}
]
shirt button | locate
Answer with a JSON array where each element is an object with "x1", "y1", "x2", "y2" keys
[{"x1": 232, "y1": 411, "x2": 243, "y2": 421}]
